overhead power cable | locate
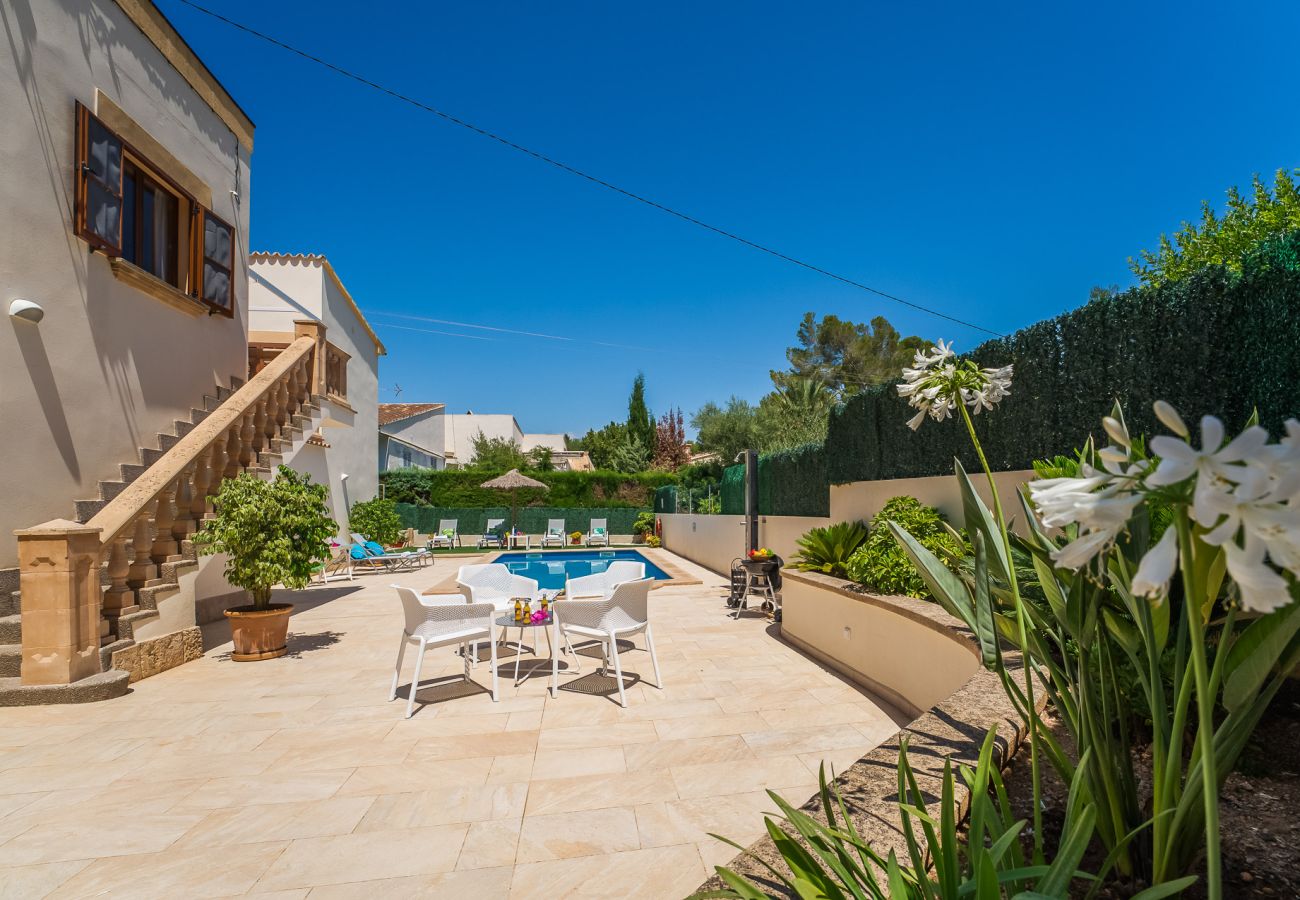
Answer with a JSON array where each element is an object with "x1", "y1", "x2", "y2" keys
[{"x1": 173, "y1": 0, "x2": 1005, "y2": 338}]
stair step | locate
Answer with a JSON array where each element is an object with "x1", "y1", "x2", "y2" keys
[
  {"x1": 160, "y1": 559, "x2": 199, "y2": 582},
  {"x1": 0, "y1": 645, "x2": 22, "y2": 678},
  {"x1": 99, "y1": 480, "x2": 129, "y2": 502},
  {"x1": 173, "y1": 420, "x2": 195, "y2": 438},
  {"x1": 0, "y1": 615, "x2": 19, "y2": 644},
  {"x1": 74, "y1": 498, "x2": 105, "y2": 523},
  {"x1": 119, "y1": 463, "x2": 147, "y2": 483},
  {"x1": 157, "y1": 432, "x2": 180, "y2": 451},
  {"x1": 189, "y1": 407, "x2": 210, "y2": 425},
  {"x1": 141, "y1": 447, "x2": 165, "y2": 466},
  {"x1": 137, "y1": 583, "x2": 178, "y2": 611},
  {"x1": 0, "y1": 591, "x2": 19, "y2": 618},
  {"x1": 115, "y1": 610, "x2": 158, "y2": 640},
  {"x1": 99, "y1": 638, "x2": 134, "y2": 670}
]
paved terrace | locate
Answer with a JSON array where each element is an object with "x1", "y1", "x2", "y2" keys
[{"x1": 0, "y1": 552, "x2": 904, "y2": 899}]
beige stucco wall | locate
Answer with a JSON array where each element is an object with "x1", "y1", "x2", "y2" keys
[
  {"x1": 659, "y1": 469, "x2": 1038, "y2": 577},
  {"x1": 381, "y1": 410, "x2": 445, "y2": 468},
  {"x1": 0, "y1": 0, "x2": 252, "y2": 567},
  {"x1": 444, "y1": 413, "x2": 522, "y2": 465},
  {"x1": 250, "y1": 257, "x2": 381, "y2": 546},
  {"x1": 780, "y1": 572, "x2": 980, "y2": 718}
]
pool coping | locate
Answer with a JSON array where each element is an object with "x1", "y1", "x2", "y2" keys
[{"x1": 422, "y1": 546, "x2": 701, "y2": 594}]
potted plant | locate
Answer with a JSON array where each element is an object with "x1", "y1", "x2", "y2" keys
[
  {"x1": 194, "y1": 466, "x2": 336, "y2": 661},
  {"x1": 569, "y1": 530, "x2": 583, "y2": 546}
]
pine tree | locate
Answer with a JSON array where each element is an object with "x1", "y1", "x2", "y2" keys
[{"x1": 626, "y1": 374, "x2": 655, "y2": 450}]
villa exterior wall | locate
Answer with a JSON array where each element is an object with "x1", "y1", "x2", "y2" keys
[
  {"x1": 443, "y1": 413, "x2": 522, "y2": 466},
  {"x1": 0, "y1": 0, "x2": 254, "y2": 567},
  {"x1": 380, "y1": 411, "x2": 445, "y2": 470},
  {"x1": 249, "y1": 256, "x2": 382, "y2": 546},
  {"x1": 829, "y1": 470, "x2": 1036, "y2": 534}
]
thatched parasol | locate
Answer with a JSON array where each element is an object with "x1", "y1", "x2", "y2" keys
[{"x1": 480, "y1": 469, "x2": 549, "y2": 533}]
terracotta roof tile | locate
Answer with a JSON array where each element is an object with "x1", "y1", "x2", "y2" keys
[{"x1": 379, "y1": 403, "x2": 444, "y2": 426}]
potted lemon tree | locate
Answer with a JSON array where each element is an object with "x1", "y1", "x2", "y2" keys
[{"x1": 194, "y1": 466, "x2": 336, "y2": 661}]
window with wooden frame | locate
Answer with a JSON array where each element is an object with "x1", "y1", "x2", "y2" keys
[{"x1": 74, "y1": 102, "x2": 235, "y2": 316}]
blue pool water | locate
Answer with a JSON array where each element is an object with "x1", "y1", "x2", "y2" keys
[{"x1": 493, "y1": 550, "x2": 670, "y2": 590}]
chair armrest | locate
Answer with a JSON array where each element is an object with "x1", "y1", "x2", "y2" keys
[{"x1": 509, "y1": 574, "x2": 539, "y2": 596}]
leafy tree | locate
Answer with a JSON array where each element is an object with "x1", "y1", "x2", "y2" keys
[
  {"x1": 467, "y1": 430, "x2": 526, "y2": 470},
  {"x1": 652, "y1": 408, "x2": 689, "y2": 470},
  {"x1": 527, "y1": 446, "x2": 556, "y2": 472},
  {"x1": 1130, "y1": 168, "x2": 1300, "y2": 286},
  {"x1": 771, "y1": 312, "x2": 924, "y2": 398},
  {"x1": 755, "y1": 375, "x2": 836, "y2": 452},
  {"x1": 626, "y1": 373, "x2": 655, "y2": 450},
  {"x1": 572, "y1": 421, "x2": 629, "y2": 470},
  {"x1": 193, "y1": 466, "x2": 336, "y2": 610},
  {"x1": 608, "y1": 434, "x2": 651, "y2": 473},
  {"x1": 349, "y1": 497, "x2": 403, "y2": 546},
  {"x1": 691, "y1": 397, "x2": 759, "y2": 464}
]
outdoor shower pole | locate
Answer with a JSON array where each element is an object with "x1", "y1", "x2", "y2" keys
[{"x1": 742, "y1": 449, "x2": 759, "y2": 553}]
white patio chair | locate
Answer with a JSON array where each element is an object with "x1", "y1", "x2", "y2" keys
[
  {"x1": 457, "y1": 563, "x2": 540, "y2": 659},
  {"x1": 540, "y1": 518, "x2": 567, "y2": 548},
  {"x1": 585, "y1": 518, "x2": 610, "y2": 547},
  {"x1": 565, "y1": 560, "x2": 646, "y2": 599},
  {"x1": 478, "y1": 518, "x2": 506, "y2": 549},
  {"x1": 551, "y1": 578, "x2": 661, "y2": 707},
  {"x1": 389, "y1": 586, "x2": 497, "y2": 718},
  {"x1": 429, "y1": 519, "x2": 460, "y2": 549}
]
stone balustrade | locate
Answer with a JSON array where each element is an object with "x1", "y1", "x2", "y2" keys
[{"x1": 14, "y1": 321, "x2": 327, "y2": 688}]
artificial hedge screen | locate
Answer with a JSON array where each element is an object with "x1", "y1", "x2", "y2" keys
[
  {"x1": 395, "y1": 504, "x2": 647, "y2": 536},
  {"x1": 723, "y1": 231, "x2": 1300, "y2": 515}
]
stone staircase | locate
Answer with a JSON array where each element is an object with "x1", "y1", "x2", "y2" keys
[{"x1": 1, "y1": 353, "x2": 325, "y2": 701}]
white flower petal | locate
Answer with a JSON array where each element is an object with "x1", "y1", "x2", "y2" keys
[
  {"x1": 1051, "y1": 529, "x2": 1116, "y2": 570},
  {"x1": 1200, "y1": 416, "x2": 1225, "y2": 454},
  {"x1": 1131, "y1": 527, "x2": 1178, "y2": 599},
  {"x1": 1224, "y1": 542, "x2": 1296, "y2": 613},
  {"x1": 1153, "y1": 401, "x2": 1190, "y2": 439}
]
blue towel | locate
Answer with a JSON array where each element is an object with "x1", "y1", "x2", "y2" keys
[
  {"x1": 364, "y1": 541, "x2": 386, "y2": 556},
  {"x1": 349, "y1": 544, "x2": 369, "y2": 560}
]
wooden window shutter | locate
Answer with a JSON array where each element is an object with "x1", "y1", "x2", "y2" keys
[
  {"x1": 195, "y1": 209, "x2": 235, "y2": 314},
  {"x1": 74, "y1": 102, "x2": 124, "y2": 254}
]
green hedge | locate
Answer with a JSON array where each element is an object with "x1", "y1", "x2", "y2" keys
[
  {"x1": 396, "y1": 505, "x2": 648, "y2": 536},
  {"x1": 734, "y1": 231, "x2": 1300, "y2": 512},
  {"x1": 382, "y1": 469, "x2": 676, "y2": 508},
  {"x1": 653, "y1": 485, "x2": 676, "y2": 513}
]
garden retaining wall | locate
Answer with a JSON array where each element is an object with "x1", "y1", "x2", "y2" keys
[{"x1": 694, "y1": 570, "x2": 1030, "y2": 894}]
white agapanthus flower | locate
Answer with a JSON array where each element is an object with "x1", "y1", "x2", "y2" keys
[
  {"x1": 1033, "y1": 401, "x2": 1300, "y2": 613},
  {"x1": 896, "y1": 339, "x2": 1014, "y2": 430}
]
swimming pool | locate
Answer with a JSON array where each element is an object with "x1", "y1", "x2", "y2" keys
[{"x1": 493, "y1": 549, "x2": 670, "y2": 591}]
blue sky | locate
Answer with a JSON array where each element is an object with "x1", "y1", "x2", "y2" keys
[{"x1": 166, "y1": 0, "x2": 1300, "y2": 436}]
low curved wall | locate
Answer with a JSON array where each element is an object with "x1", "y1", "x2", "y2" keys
[
  {"x1": 780, "y1": 570, "x2": 980, "y2": 719},
  {"x1": 697, "y1": 570, "x2": 1028, "y2": 895}
]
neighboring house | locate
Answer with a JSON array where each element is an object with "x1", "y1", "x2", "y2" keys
[
  {"x1": 248, "y1": 254, "x2": 386, "y2": 543},
  {"x1": 441, "y1": 412, "x2": 588, "y2": 469},
  {"x1": 379, "y1": 403, "x2": 446, "y2": 471}
]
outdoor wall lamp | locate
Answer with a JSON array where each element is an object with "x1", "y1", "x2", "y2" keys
[
  {"x1": 9, "y1": 298, "x2": 44, "y2": 324},
  {"x1": 340, "y1": 473, "x2": 349, "y2": 481}
]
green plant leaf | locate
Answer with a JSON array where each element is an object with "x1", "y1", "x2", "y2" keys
[{"x1": 1223, "y1": 584, "x2": 1300, "y2": 712}]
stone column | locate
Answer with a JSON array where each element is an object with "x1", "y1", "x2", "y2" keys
[
  {"x1": 294, "y1": 319, "x2": 326, "y2": 397},
  {"x1": 15, "y1": 520, "x2": 104, "y2": 686},
  {"x1": 127, "y1": 514, "x2": 157, "y2": 587},
  {"x1": 238, "y1": 411, "x2": 256, "y2": 470},
  {"x1": 101, "y1": 536, "x2": 133, "y2": 619},
  {"x1": 251, "y1": 398, "x2": 268, "y2": 455},
  {"x1": 224, "y1": 423, "x2": 243, "y2": 480},
  {"x1": 151, "y1": 485, "x2": 179, "y2": 563}
]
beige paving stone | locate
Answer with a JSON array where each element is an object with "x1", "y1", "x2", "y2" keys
[
  {"x1": 508, "y1": 843, "x2": 706, "y2": 900},
  {"x1": 0, "y1": 812, "x2": 207, "y2": 866},
  {"x1": 304, "y1": 867, "x2": 514, "y2": 898},
  {"x1": 174, "y1": 796, "x2": 375, "y2": 847},
  {"x1": 622, "y1": 734, "x2": 753, "y2": 771},
  {"x1": 486, "y1": 753, "x2": 537, "y2": 784},
  {"x1": 457, "y1": 818, "x2": 523, "y2": 870},
  {"x1": 524, "y1": 770, "x2": 678, "y2": 816},
  {"x1": 406, "y1": 729, "x2": 541, "y2": 762},
  {"x1": 0, "y1": 860, "x2": 91, "y2": 900},
  {"x1": 517, "y1": 807, "x2": 641, "y2": 862},
  {"x1": 652, "y1": 712, "x2": 769, "y2": 741},
  {"x1": 741, "y1": 724, "x2": 880, "y2": 757},
  {"x1": 669, "y1": 755, "x2": 819, "y2": 800},
  {"x1": 253, "y1": 825, "x2": 468, "y2": 891},
  {"x1": 175, "y1": 768, "x2": 356, "y2": 810},
  {"x1": 337, "y1": 757, "x2": 493, "y2": 797},
  {"x1": 531, "y1": 746, "x2": 625, "y2": 781},
  {"x1": 0, "y1": 761, "x2": 133, "y2": 796},
  {"x1": 356, "y1": 782, "x2": 527, "y2": 831},
  {"x1": 758, "y1": 700, "x2": 890, "y2": 731},
  {"x1": 716, "y1": 688, "x2": 818, "y2": 714},
  {"x1": 534, "y1": 722, "x2": 659, "y2": 751},
  {"x1": 48, "y1": 840, "x2": 287, "y2": 899}
]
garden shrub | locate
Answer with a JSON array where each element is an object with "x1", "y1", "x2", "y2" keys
[
  {"x1": 348, "y1": 497, "x2": 403, "y2": 545},
  {"x1": 846, "y1": 496, "x2": 964, "y2": 598}
]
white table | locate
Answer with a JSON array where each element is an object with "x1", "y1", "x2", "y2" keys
[
  {"x1": 508, "y1": 533, "x2": 531, "y2": 550},
  {"x1": 495, "y1": 613, "x2": 554, "y2": 691}
]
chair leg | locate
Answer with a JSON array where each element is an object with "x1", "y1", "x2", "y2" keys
[
  {"x1": 405, "y1": 639, "x2": 426, "y2": 719},
  {"x1": 609, "y1": 636, "x2": 627, "y2": 708},
  {"x1": 489, "y1": 633, "x2": 499, "y2": 702},
  {"x1": 645, "y1": 624, "x2": 663, "y2": 690},
  {"x1": 389, "y1": 634, "x2": 409, "y2": 701},
  {"x1": 462, "y1": 641, "x2": 472, "y2": 682}
]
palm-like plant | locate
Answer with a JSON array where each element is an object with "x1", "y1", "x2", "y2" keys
[{"x1": 792, "y1": 521, "x2": 869, "y2": 578}]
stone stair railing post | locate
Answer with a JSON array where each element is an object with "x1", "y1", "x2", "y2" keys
[{"x1": 14, "y1": 521, "x2": 103, "y2": 686}]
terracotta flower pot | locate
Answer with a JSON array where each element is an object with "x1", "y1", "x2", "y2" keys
[{"x1": 224, "y1": 603, "x2": 293, "y2": 661}]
